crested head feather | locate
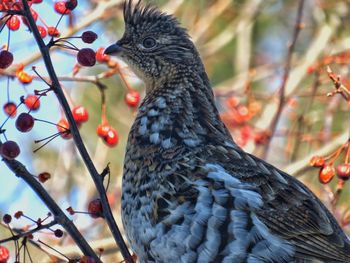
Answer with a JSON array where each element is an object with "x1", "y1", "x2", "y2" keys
[
  {"x1": 124, "y1": 0, "x2": 172, "y2": 25},
  {"x1": 123, "y1": 0, "x2": 186, "y2": 36}
]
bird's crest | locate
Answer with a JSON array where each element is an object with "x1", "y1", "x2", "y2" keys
[
  {"x1": 123, "y1": 0, "x2": 169, "y2": 25},
  {"x1": 123, "y1": 0, "x2": 182, "y2": 34}
]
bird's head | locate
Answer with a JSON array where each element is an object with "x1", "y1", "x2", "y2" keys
[{"x1": 105, "y1": 0, "x2": 200, "y2": 88}]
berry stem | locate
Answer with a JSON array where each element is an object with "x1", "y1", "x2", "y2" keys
[
  {"x1": 52, "y1": 39, "x2": 80, "y2": 51},
  {"x1": 6, "y1": 76, "x2": 10, "y2": 101},
  {"x1": 6, "y1": 24, "x2": 10, "y2": 50},
  {"x1": 32, "y1": 66, "x2": 52, "y2": 87},
  {"x1": 37, "y1": 240, "x2": 71, "y2": 261},
  {"x1": 0, "y1": 101, "x2": 22, "y2": 130},
  {"x1": 20, "y1": 0, "x2": 133, "y2": 261},
  {"x1": 345, "y1": 140, "x2": 350, "y2": 164},
  {"x1": 117, "y1": 63, "x2": 133, "y2": 91},
  {"x1": 33, "y1": 132, "x2": 61, "y2": 153},
  {"x1": 0, "y1": 16, "x2": 10, "y2": 33}
]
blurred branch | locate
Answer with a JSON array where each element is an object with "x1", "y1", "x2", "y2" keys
[
  {"x1": 214, "y1": 63, "x2": 277, "y2": 93},
  {"x1": 161, "y1": 0, "x2": 185, "y2": 14},
  {"x1": 190, "y1": 0, "x2": 232, "y2": 43},
  {"x1": 200, "y1": 0, "x2": 263, "y2": 57},
  {"x1": 261, "y1": 0, "x2": 305, "y2": 158},
  {"x1": 253, "y1": 12, "x2": 341, "y2": 157},
  {"x1": 233, "y1": 3, "x2": 255, "y2": 92}
]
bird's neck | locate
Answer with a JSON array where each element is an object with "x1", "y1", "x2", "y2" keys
[{"x1": 129, "y1": 68, "x2": 234, "y2": 151}]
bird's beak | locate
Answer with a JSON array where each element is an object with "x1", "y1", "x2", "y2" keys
[{"x1": 104, "y1": 43, "x2": 124, "y2": 55}]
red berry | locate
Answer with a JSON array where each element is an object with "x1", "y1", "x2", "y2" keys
[
  {"x1": 15, "y1": 113, "x2": 35, "y2": 132},
  {"x1": 319, "y1": 164, "x2": 336, "y2": 184},
  {"x1": 77, "y1": 48, "x2": 96, "y2": 67},
  {"x1": 7, "y1": 15, "x2": 20, "y2": 30},
  {"x1": 0, "y1": 50, "x2": 14, "y2": 69},
  {"x1": 17, "y1": 68, "x2": 33, "y2": 84},
  {"x1": 253, "y1": 131, "x2": 269, "y2": 145},
  {"x1": 66, "y1": 206, "x2": 75, "y2": 215},
  {"x1": 32, "y1": 0, "x2": 43, "y2": 3},
  {"x1": 14, "y1": 211, "x2": 23, "y2": 219},
  {"x1": 336, "y1": 163, "x2": 350, "y2": 180},
  {"x1": 37, "y1": 25, "x2": 47, "y2": 38},
  {"x1": 3, "y1": 102, "x2": 17, "y2": 118},
  {"x1": 96, "y1": 47, "x2": 110, "y2": 62},
  {"x1": 0, "y1": 141, "x2": 20, "y2": 160},
  {"x1": 57, "y1": 119, "x2": 72, "y2": 139},
  {"x1": 226, "y1": 96, "x2": 239, "y2": 108},
  {"x1": 103, "y1": 127, "x2": 118, "y2": 147},
  {"x1": 0, "y1": 245, "x2": 9, "y2": 263},
  {"x1": 54, "y1": 1, "x2": 71, "y2": 14},
  {"x1": 236, "y1": 105, "x2": 251, "y2": 122},
  {"x1": 65, "y1": 0, "x2": 78, "y2": 11},
  {"x1": 81, "y1": 31, "x2": 97, "y2": 44},
  {"x1": 54, "y1": 229, "x2": 64, "y2": 238},
  {"x1": 309, "y1": 155, "x2": 325, "y2": 168},
  {"x1": 24, "y1": 94, "x2": 40, "y2": 111},
  {"x1": 38, "y1": 172, "x2": 51, "y2": 183},
  {"x1": 88, "y1": 199, "x2": 103, "y2": 218},
  {"x1": 96, "y1": 123, "x2": 110, "y2": 138},
  {"x1": 2, "y1": 214, "x2": 12, "y2": 224},
  {"x1": 125, "y1": 90, "x2": 140, "y2": 107},
  {"x1": 48, "y1": 26, "x2": 60, "y2": 37},
  {"x1": 72, "y1": 105, "x2": 89, "y2": 124}
]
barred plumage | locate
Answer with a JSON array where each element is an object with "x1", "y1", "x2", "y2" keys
[{"x1": 105, "y1": 1, "x2": 350, "y2": 262}]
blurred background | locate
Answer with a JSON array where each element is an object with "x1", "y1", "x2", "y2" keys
[{"x1": 1, "y1": 0, "x2": 350, "y2": 261}]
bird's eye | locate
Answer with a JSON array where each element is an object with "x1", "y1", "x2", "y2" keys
[{"x1": 142, "y1": 37, "x2": 157, "y2": 49}]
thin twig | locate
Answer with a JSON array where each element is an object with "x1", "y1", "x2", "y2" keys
[
  {"x1": 261, "y1": 0, "x2": 305, "y2": 158},
  {"x1": 290, "y1": 71, "x2": 320, "y2": 161}
]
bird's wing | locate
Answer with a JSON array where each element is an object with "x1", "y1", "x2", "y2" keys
[{"x1": 167, "y1": 145, "x2": 350, "y2": 262}]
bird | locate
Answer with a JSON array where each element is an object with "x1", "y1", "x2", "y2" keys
[{"x1": 104, "y1": 1, "x2": 350, "y2": 262}]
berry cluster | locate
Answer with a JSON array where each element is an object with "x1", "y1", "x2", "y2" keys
[
  {"x1": 220, "y1": 94, "x2": 266, "y2": 147},
  {"x1": 310, "y1": 140, "x2": 350, "y2": 184},
  {"x1": 0, "y1": 0, "x2": 141, "y2": 163}
]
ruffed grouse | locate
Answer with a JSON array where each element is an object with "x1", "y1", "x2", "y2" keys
[{"x1": 105, "y1": 1, "x2": 350, "y2": 262}]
